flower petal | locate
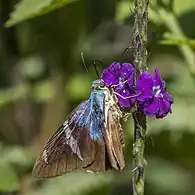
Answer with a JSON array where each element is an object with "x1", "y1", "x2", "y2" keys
[
  {"x1": 115, "y1": 85, "x2": 136, "y2": 108},
  {"x1": 137, "y1": 94, "x2": 153, "y2": 103},
  {"x1": 123, "y1": 65, "x2": 135, "y2": 88},
  {"x1": 102, "y1": 61, "x2": 136, "y2": 90},
  {"x1": 163, "y1": 91, "x2": 173, "y2": 104},
  {"x1": 136, "y1": 72, "x2": 154, "y2": 96},
  {"x1": 143, "y1": 98, "x2": 159, "y2": 116},
  {"x1": 101, "y1": 69, "x2": 119, "y2": 86},
  {"x1": 121, "y1": 63, "x2": 135, "y2": 78},
  {"x1": 153, "y1": 68, "x2": 165, "y2": 88},
  {"x1": 108, "y1": 62, "x2": 122, "y2": 77},
  {"x1": 156, "y1": 98, "x2": 171, "y2": 118}
]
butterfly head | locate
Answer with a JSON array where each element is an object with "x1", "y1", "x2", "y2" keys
[{"x1": 91, "y1": 79, "x2": 105, "y2": 90}]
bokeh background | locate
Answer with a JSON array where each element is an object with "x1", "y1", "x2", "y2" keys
[{"x1": 1, "y1": 0, "x2": 195, "y2": 195}]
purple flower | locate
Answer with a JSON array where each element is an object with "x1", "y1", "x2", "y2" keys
[
  {"x1": 101, "y1": 62, "x2": 136, "y2": 108},
  {"x1": 136, "y1": 68, "x2": 173, "y2": 118}
]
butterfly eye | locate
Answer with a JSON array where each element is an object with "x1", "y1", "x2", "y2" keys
[
  {"x1": 99, "y1": 80, "x2": 105, "y2": 88},
  {"x1": 91, "y1": 79, "x2": 105, "y2": 89}
]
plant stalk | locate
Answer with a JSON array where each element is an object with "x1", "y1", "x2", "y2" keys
[{"x1": 132, "y1": 0, "x2": 149, "y2": 194}]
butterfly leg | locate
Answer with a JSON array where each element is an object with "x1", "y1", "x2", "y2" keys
[
  {"x1": 111, "y1": 80, "x2": 128, "y2": 87},
  {"x1": 113, "y1": 91, "x2": 142, "y2": 100}
]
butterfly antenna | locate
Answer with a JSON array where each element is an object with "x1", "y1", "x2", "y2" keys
[
  {"x1": 93, "y1": 61, "x2": 101, "y2": 79},
  {"x1": 122, "y1": 46, "x2": 135, "y2": 57},
  {"x1": 80, "y1": 52, "x2": 89, "y2": 73}
]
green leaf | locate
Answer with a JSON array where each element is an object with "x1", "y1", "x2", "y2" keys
[
  {"x1": 5, "y1": 0, "x2": 79, "y2": 27},
  {"x1": 173, "y1": 0, "x2": 195, "y2": 17},
  {"x1": 149, "y1": 0, "x2": 195, "y2": 17},
  {"x1": 0, "y1": 164, "x2": 19, "y2": 192},
  {"x1": 160, "y1": 32, "x2": 195, "y2": 48}
]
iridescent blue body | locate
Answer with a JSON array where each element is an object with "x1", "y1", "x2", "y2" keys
[
  {"x1": 32, "y1": 79, "x2": 125, "y2": 178},
  {"x1": 80, "y1": 90, "x2": 104, "y2": 139}
]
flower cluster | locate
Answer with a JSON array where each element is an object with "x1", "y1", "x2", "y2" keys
[
  {"x1": 101, "y1": 62, "x2": 173, "y2": 118},
  {"x1": 101, "y1": 62, "x2": 136, "y2": 108}
]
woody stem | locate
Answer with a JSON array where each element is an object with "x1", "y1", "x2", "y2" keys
[{"x1": 132, "y1": 0, "x2": 149, "y2": 195}]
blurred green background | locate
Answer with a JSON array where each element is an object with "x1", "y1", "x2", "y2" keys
[{"x1": 1, "y1": 0, "x2": 195, "y2": 195}]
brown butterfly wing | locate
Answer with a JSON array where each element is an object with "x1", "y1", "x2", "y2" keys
[
  {"x1": 32, "y1": 99, "x2": 107, "y2": 178},
  {"x1": 103, "y1": 103, "x2": 125, "y2": 170},
  {"x1": 32, "y1": 127, "x2": 92, "y2": 178}
]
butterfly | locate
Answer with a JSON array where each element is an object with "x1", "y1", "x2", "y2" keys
[{"x1": 32, "y1": 79, "x2": 125, "y2": 178}]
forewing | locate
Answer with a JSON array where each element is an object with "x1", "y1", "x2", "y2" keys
[
  {"x1": 32, "y1": 100, "x2": 91, "y2": 178},
  {"x1": 33, "y1": 91, "x2": 107, "y2": 178}
]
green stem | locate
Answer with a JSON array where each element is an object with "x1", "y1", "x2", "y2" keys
[{"x1": 132, "y1": 0, "x2": 149, "y2": 194}]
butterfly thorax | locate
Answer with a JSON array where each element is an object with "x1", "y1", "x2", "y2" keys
[{"x1": 91, "y1": 79, "x2": 122, "y2": 117}]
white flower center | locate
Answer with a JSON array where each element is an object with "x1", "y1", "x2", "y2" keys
[
  {"x1": 119, "y1": 77, "x2": 125, "y2": 87},
  {"x1": 152, "y1": 85, "x2": 163, "y2": 98}
]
